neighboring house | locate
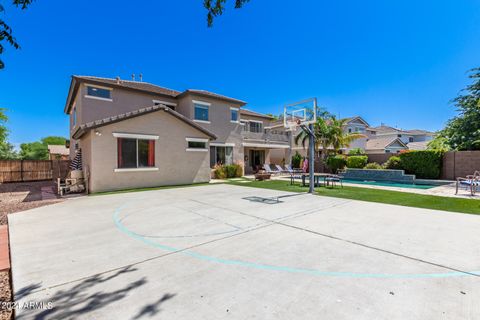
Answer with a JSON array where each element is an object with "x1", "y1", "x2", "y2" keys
[
  {"x1": 64, "y1": 76, "x2": 289, "y2": 192},
  {"x1": 370, "y1": 125, "x2": 434, "y2": 144},
  {"x1": 365, "y1": 137, "x2": 408, "y2": 154},
  {"x1": 47, "y1": 145, "x2": 70, "y2": 160}
]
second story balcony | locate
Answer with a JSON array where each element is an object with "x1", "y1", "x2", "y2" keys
[{"x1": 241, "y1": 129, "x2": 290, "y2": 144}]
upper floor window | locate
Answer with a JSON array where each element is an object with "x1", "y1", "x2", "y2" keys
[
  {"x1": 397, "y1": 134, "x2": 402, "y2": 138},
  {"x1": 194, "y1": 104, "x2": 209, "y2": 122},
  {"x1": 249, "y1": 121, "x2": 263, "y2": 133},
  {"x1": 409, "y1": 137, "x2": 414, "y2": 143},
  {"x1": 86, "y1": 85, "x2": 112, "y2": 100},
  {"x1": 230, "y1": 108, "x2": 239, "y2": 123},
  {"x1": 186, "y1": 138, "x2": 209, "y2": 152}
]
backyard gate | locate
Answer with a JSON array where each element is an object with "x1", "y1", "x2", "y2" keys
[{"x1": 0, "y1": 160, "x2": 71, "y2": 183}]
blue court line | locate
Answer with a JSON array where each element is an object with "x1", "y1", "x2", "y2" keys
[{"x1": 114, "y1": 203, "x2": 480, "y2": 279}]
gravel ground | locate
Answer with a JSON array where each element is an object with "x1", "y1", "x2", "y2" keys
[
  {"x1": 0, "y1": 181, "x2": 63, "y2": 225},
  {"x1": 0, "y1": 181, "x2": 63, "y2": 320},
  {"x1": 0, "y1": 271, "x2": 11, "y2": 320}
]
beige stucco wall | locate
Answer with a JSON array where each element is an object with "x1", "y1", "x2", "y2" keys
[
  {"x1": 84, "y1": 110, "x2": 211, "y2": 193},
  {"x1": 177, "y1": 94, "x2": 245, "y2": 167}
]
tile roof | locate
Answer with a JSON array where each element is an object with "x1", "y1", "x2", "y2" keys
[
  {"x1": 47, "y1": 145, "x2": 69, "y2": 155},
  {"x1": 74, "y1": 76, "x2": 181, "y2": 97},
  {"x1": 366, "y1": 136, "x2": 407, "y2": 150},
  {"x1": 240, "y1": 109, "x2": 274, "y2": 119},
  {"x1": 179, "y1": 89, "x2": 247, "y2": 105},
  {"x1": 407, "y1": 141, "x2": 430, "y2": 150},
  {"x1": 72, "y1": 104, "x2": 216, "y2": 140}
]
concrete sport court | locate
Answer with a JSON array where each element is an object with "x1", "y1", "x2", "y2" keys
[{"x1": 8, "y1": 184, "x2": 480, "y2": 319}]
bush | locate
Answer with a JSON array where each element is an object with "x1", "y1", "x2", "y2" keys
[
  {"x1": 346, "y1": 155, "x2": 368, "y2": 168},
  {"x1": 364, "y1": 162, "x2": 382, "y2": 170},
  {"x1": 383, "y1": 156, "x2": 402, "y2": 170},
  {"x1": 348, "y1": 148, "x2": 365, "y2": 156},
  {"x1": 213, "y1": 163, "x2": 243, "y2": 179},
  {"x1": 398, "y1": 150, "x2": 443, "y2": 179},
  {"x1": 291, "y1": 151, "x2": 302, "y2": 168},
  {"x1": 326, "y1": 155, "x2": 347, "y2": 173}
]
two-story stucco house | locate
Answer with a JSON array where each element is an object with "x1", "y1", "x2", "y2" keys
[{"x1": 64, "y1": 76, "x2": 289, "y2": 192}]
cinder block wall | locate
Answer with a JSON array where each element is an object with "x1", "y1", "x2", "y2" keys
[{"x1": 442, "y1": 151, "x2": 480, "y2": 180}]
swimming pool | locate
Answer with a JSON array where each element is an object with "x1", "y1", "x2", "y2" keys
[{"x1": 342, "y1": 179, "x2": 442, "y2": 189}]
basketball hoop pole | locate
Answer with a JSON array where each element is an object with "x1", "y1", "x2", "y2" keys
[{"x1": 308, "y1": 123, "x2": 315, "y2": 194}]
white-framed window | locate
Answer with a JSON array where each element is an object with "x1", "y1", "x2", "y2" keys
[
  {"x1": 85, "y1": 85, "x2": 112, "y2": 101},
  {"x1": 230, "y1": 108, "x2": 239, "y2": 123},
  {"x1": 186, "y1": 138, "x2": 209, "y2": 152},
  {"x1": 194, "y1": 104, "x2": 209, "y2": 122}
]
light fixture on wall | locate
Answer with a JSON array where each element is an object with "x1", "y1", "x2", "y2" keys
[{"x1": 95, "y1": 130, "x2": 102, "y2": 136}]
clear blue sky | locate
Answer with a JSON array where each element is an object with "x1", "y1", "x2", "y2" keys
[{"x1": 0, "y1": 0, "x2": 479, "y2": 145}]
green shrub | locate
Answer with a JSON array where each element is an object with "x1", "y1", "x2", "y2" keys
[
  {"x1": 346, "y1": 155, "x2": 368, "y2": 168},
  {"x1": 326, "y1": 155, "x2": 347, "y2": 173},
  {"x1": 348, "y1": 148, "x2": 365, "y2": 156},
  {"x1": 384, "y1": 156, "x2": 402, "y2": 170},
  {"x1": 291, "y1": 151, "x2": 302, "y2": 168},
  {"x1": 398, "y1": 150, "x2": 443, "y2": 179},
  {"x1": 364, "y1": 162, "x2": 383, "y2": 170},
  {"x1": 214, "y1": 164, "x2": 243, "y2": 179}
]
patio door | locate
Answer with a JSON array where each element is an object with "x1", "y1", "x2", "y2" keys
[{"x1": 249, "y1": 150, "x2": 265, "y2": 173}]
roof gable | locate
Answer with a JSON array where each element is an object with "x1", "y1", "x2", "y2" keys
[{"x1": 72, "y1": 104, "x2": 216, "y2": 140}]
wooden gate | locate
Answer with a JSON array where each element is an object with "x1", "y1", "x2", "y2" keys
[{"x1": 0, "y1": 160, "x2": 71, "y2": 183}]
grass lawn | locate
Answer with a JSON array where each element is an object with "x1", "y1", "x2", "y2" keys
[{"x1": 226, "y1": 179, "x2": 480, "y2": 215}]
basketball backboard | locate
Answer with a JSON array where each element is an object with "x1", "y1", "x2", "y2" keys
[{"x1": 283, "y1": 98, "x2": 317, "y2": 130}]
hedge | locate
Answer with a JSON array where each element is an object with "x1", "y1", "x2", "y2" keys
[
  {"x1": 214, "y1": 164, "x2": 243, "y2": 179},
  {"x1": 398, "y1": 150, "x2": 443, "y2": 179},
  {"x1": 326, "y1": 155, "x2": 347, "y2": 173},
  {"x1": 346, "y1": 156, "x2": 368, "y2": 168}
]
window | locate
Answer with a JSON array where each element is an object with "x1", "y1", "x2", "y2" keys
[
  {"x1": 117, "y1": 138, "x2": 155, "y2": 168},
  {"x1": 249, "y1": 121, "x2": 263, "y2": 133},
  {"x1": 210, "y1": 146, "x2": 233, "y2": 167},
  {"x1": 188, "y1": 141, "x2": 206, "y2": 149},
  {"x1": 186, "y1": 138, "x2": 208, "y2": 151},
  {"x1": 397, "y1": 134, "x2": 402, "y2": 138},
  {"x1": 348, "y1": 128, "x2": 352, "y2": 133},
  {"x1": 409, "y1": 137, "x2": 414, "y2": 142},
  {"x1": 231, "y1": 108, "x2": 239, "y2": 122},
  {"x1": 385, "y1": 150, "x2": 391, "y2": 153},
  {"x1": 194, "y1": 104, "x2": 209, "y2": 122},
  {"x1": 86, "y1": 86, "x2": 112, "y2": 100}
]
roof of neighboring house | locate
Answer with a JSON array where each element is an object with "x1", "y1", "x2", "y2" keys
[
  {"x1": 64, "y1": 76, "x2": 246, "y2": 113},
  {"x1": 178, "y1": 89, "x2": 247, "y2": 105},
  {"x1": 47, "y1": 144, "x2": 69, "y2": 155},
  {"x1": 342, "y1": 116, "x2": 370, "y2": 127},
  {"x1": 407, "y1": 141, "x2": 430, "y2": 150},
  {"x1": 240, "y1": 109, "x2": 274, "y2": 119},
  {"x1": 404, "y1": 129, "x2": 435, "y2": 136},
  {"x1": 371, "y1": 125, "x2": 435, "y2": 136},
  {"x1": 72, "y1": 104, "x2": 217, "y2": 140},
  {"x1": 366, "y1": 136, "x2": 408, "y2": 150}
]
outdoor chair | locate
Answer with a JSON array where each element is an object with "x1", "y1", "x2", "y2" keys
[
  {"x1": 285, "y1": 164, "x2": 303, "y2": 184},
  {"x1": 275, "y1": 165, "x2": 289, "y2": 175},
  {"x1": 325, "y1": 174, "x2": 343, "y2": 188},
  {"x1": 263, "y1": 164, "x2": 281, "y2": 175},
  {"x1": 456, "y1": 171, "x2": 480, "y2": 196}
]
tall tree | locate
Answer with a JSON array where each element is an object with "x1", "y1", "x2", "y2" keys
[
  {"x1": 0, "y1": 108, "x2": 18, "y2": 159},
  {"x1": 204, "y1": 0, "x2": 249, "y2": 26},
  {"x1": 439, "y1": 68, "x2": 480, "y2": 150},
  {"x1": 295, "y1": 116, "x2": 366, "y2": 159},
  {"x1": 0, "y1": 0, "x2": 35, "y2": 69},
  {"x1": 41, "y1": 136, "x2": 66, "y2": 146}
]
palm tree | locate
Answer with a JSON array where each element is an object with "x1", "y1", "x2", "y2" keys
[{"x1": 294, "y1": 116, "x2": 366, "y2": 159}]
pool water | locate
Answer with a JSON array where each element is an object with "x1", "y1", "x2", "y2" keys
[{"x1": 342, "y1": 179, "x2": 438, "y2": 189}]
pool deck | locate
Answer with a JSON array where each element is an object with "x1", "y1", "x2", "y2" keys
[{"x1": 239, "y1": 175, "x2": 478, "y2": 200}]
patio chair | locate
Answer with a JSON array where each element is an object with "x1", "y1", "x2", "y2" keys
[
  {"x1": 263, "y1": 164, "x2": 281, "y2": 175},
  {"x1": 275, "y1": 165, "x2": 289, "y2": 175},
  {"x1": 325, "y1": 174, "x2": 343, "y2": 188},
  {"x1": 285, "y1": 164, "x2": 303, "y2": 184},
  {"x1": 456, "y1": 171, "x2": 480, "y2": 196}
]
